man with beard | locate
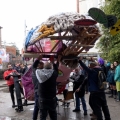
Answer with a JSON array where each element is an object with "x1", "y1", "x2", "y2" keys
[{"x1": 3, "y1": 63, "x2": 21, "y2": 108}]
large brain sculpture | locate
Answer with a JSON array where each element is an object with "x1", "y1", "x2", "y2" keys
[
  {"x1": 22, "y1": 12, "x2": 101, "y2": 100},
  {"x1": 24, "y1": 12, "x2": 101, "y2": 69}
]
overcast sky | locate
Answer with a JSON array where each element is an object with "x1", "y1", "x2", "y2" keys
[
  {"x1": 0, "y1": 0, "x2": 76, "y2": 50},
  {"x1": 0, "y1": 0, "x2": 101, "y2": 52}
]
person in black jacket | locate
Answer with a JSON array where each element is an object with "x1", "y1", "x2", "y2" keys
[
  {"x1": 36, "y1": 57, "x2": 59, "y2": 120},
  {"x1": 19, "y1": 63, "x2": 28, "y2": 75},
  {"x1": 69, "y1": 68, "x2": 87, "y2": 115},
  {"x1": 79, "y1": 57, "x2": 111, "y2": 120},
  {"x1": 14, "y1": 63, "x2": 21, "y2": 73},
  {"x1": 32, "y1": 55, "x2": 44, "y2": 120},
  {"x1": 98, "y1": 58, "x2": 107, "y2": 76}
]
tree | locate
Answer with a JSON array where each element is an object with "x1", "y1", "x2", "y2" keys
[{"x1": 96, "y1": 0, "x2": 120, "y2": 62}]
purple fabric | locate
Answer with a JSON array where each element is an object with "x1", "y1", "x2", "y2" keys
[
  {"x1": 98, "y1": 58, "x2": 105, "y2": 65},
  {"x1": 21, "y1": 66, "x2": 35, "y2": 101},
  {"x1": 21, "y1": 63, "x2": 73, "y2": 101},
  {"x1": 26, "y1": 38, "x2": 62, "y2": 53}
]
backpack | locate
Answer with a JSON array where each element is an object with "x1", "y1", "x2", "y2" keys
[{"x1": 97, "y1": 70, "x2": 107, "y2": 90}]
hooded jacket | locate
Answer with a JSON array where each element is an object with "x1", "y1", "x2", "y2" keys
[
  {"x1": 107, "y1": 69, "x2": 115, "y2": 83},
  {"x1": 36, "y1": 62, "x2": 59, "y2": 99},
  {"x1": 79, "y1": 60, "x2": 104, "y2": 92},
  {"x1": 114, "y1": 65, "x2": 120, "y2": 82}
]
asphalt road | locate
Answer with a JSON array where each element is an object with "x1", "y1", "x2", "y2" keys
[{"x1": 0, "y1": 80, "x2": 120, "y2": 120}]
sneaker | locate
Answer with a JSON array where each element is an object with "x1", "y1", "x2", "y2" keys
[
  {"x1": 108, "y1": 95, "x2": 113, "y2": 98},
  {"x1": 15, "y1": 107, "x2": 24, "y2": 112},
  {"x1": 18, "y1": 106, "x2": 24, "y2": 111},
  {"x1": 91, "y1": 115, "x2": 97, "y2": 120},
  {"x1": 84, "y1": 111, "x2": 87, "y2": 115},
  {"x1": 23, "y1": 99, "x2": 27, "y2": 106},
  {"x1": 61, "y1": 102, "x2": 66, "y2": 106},
  {"x1": 56, "y1": 102, "x2": 58, "y2": 106},
  {"x1": 91, "y1": 117, "x2": 97, "y2": 120},
  {"x1": 73, "y1": 109, "x2": 80, "y2": 112},
  {"x1": 105, "y1": 91, "x2": 111, "y2": 94},
  {"x1": 114, "y1": 95, "x2": 117, "y2": 99},
  {"x1": 67, "y1": 103, "x2": 70, "y2": 107},
  {"x1": 63, "y1": 106, "x2": 68, "y2": 109},
  {"x1": 116, "y1": 99, "x2": 120, "y2": 102},
  {"x1": 12, "y1": 104, "x2": 15, "y2": 108},
  {"x1": 90, "y1": 113, "x2": 94, "y2": 116}
]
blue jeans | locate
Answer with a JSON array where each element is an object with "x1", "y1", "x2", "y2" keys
[
  {"x1": 33, "y1": 92, "x2": 39, "y2": 120},
  {"x1": 75, "y1": 92, "x2": 87, "y2": 111}
]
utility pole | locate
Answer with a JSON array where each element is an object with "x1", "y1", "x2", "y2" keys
[
  {"x1": 23, "y1": 20, "x2": 27, "y2": 50},
  {"x1": 77, "y1": 0, "x2": 79, "y2": 13},
  {"x1": 77, "y1": 0, "x2": 86, "y2": 13},
  {"x1": 23, "y1": 20, "x2": 27, "y2": 64},
  {"x1": 24, "y1": 20, "x2": 27, "y2": 38},
  {"x1": 0, "y1": 26, "x2": 3, "y2": 48}
]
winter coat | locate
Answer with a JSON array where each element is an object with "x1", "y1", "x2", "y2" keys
[
  {"x1": 79, "y1": 60, "x2": 104, "y2": 92},
  {"x1": 14, "y1": 66, "x2": 21, "y2": 73},
  {"x1": 36, "y1": 62, "x2": 59, "y2": 99},
  {"x1": 3, "y1": 69, "x2": 16, "y2": 86},
  {"x1": 106, "y1": 66, "x2": 110, "y2": 75},
  {"x1": 107, "y1": 69, "x2": 115, "y2": 84},
  {"x1": 20, "y1": 66, "x2": 28, "y2": 75},
  {"x1": 114, "y1": 65, "x2": 120, "y2": 82}
]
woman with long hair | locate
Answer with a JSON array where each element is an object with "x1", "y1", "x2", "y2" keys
[{"x1": 107, "y1": 63, "x2": 117, "y2": 99}]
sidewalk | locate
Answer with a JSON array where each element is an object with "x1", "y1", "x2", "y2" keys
[{"x1": 0, "y1": 80, "x2": 120, "y2": 120}]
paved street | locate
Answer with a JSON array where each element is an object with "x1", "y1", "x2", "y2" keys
[{"x1": 0, "y1": 80, "x2": 120, "y2": 120}]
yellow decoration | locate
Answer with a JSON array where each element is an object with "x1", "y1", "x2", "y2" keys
[
  {"x1": 110, "y1": 19, "x2": 120, "y2": 36},
  {"x1": 37, "y1": 25, "x2": 54, "y2": 33},
  {"x1": 33, "y1": 25, "x2": 55, "y2": 43}
]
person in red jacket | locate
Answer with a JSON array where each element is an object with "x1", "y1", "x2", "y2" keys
[{"x1": 3, "y1": 63, "x2": 20, "y2": 108}]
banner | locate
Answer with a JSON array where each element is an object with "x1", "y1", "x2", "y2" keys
[
  {"x1": 0, "y1": 48, "x2": 6, "y2": 63},
  {"x1": 5, "y1": 54, "x2": 9, "y2": 62}
]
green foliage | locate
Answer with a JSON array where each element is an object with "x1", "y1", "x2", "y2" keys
[{"x1": 96, "y1": 0, "x2": 120, "y2": 63}]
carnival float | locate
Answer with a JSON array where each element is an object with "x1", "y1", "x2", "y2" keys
[{"x1": 13, "y1": 8, "x2": 120, "y2": 111}]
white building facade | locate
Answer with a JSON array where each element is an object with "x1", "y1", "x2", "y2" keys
[
  {"x1": 79, "y1": 0, "x2": 105, "y2": 14},
  {"x1": 78, "y1": 0, "x2": 105, "y2": 53}
]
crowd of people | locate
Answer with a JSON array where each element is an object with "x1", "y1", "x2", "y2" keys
[
  {"x1": 3, "y1": 55, "x2": 120, "y2": 120},
  {"x1": 106, "y1": 61, "x2": 120, "y2": 101}
]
